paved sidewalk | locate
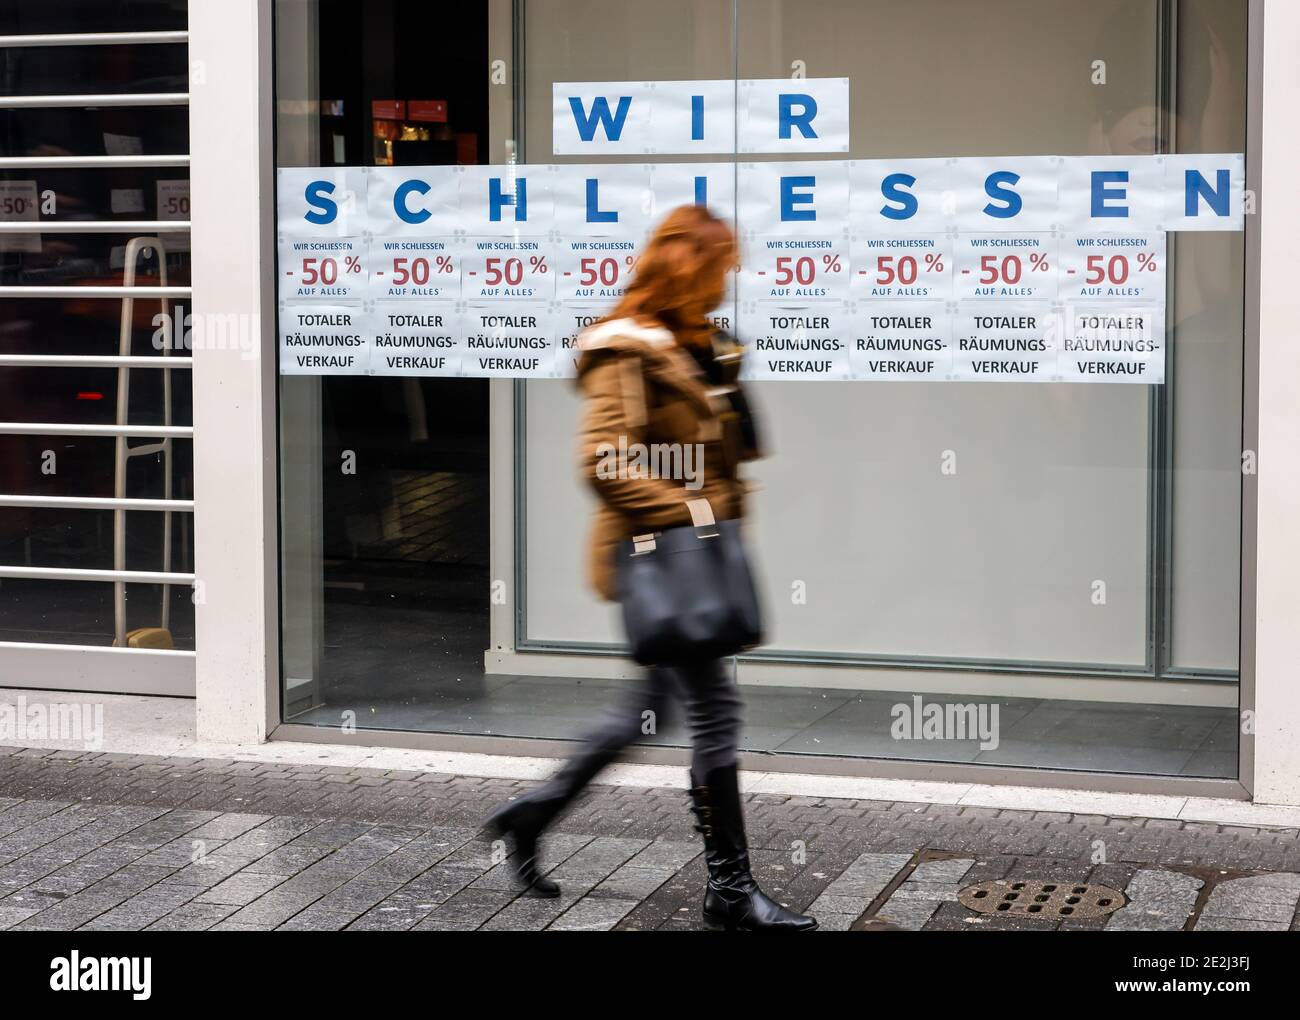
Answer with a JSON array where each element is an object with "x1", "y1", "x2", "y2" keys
[{"x1": 1, "y1": 745, "x2": 1299, "y2": 931}]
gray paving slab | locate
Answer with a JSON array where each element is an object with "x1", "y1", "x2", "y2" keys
[
  {"x1": 1194, "y1": 917, "x2": 1289, "y2": 931},
  {"x1": 0, "y1": 747, "x2": 1298, "y2": 932},
  {"x1": 550, "y1": 895, "x2": 639, "y2": 931},
  {"x1": 1106, "y1": 868, "x2": 1203, "y2": 931},
  {"x1": 1198, "y1": 873, "x2": 1300, "y2": 924},
  {"x1": 196, "y1": 871, "x2": 293, "y2": 906},
  {"x1": 591, "y1": 865, "x2": 675, "y2": 900},
  {"x1": 807, "y1": 851, "x2": 911, "y2": 919},
  {"x1": 413, "y1": 887, "x2": 515, "y2": 930},
  {"x1": 0, "y1": 904, "x2": 41, "y2": 929},
  {"x1": 873, "y1": 857, "x2": 976, "y2": 931}
]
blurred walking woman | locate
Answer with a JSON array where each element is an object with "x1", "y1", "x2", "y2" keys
[{"x1": 487, "y1": 205, "x2": 816, "y2": 932}]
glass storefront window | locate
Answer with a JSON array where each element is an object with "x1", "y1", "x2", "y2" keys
[{"x1": 275, "y1": 0, "x2": 1245, "y2": 780}]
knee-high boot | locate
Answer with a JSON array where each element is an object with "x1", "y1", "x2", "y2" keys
[
  {"x1": 688, "y1": 764, "x2": 818, "y2": 931},
  {"x1": 485, "y1": 738, "x2": 623, "y2": 898}
]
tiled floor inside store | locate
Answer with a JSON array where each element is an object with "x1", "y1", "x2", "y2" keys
[{"x1": 289, "y1": 594, "x2": 1238, "y2": 779}]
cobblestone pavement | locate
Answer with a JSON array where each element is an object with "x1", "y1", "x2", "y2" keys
[{"x1": 2, "y1": 745, "x2": 1300, "y2": 932}]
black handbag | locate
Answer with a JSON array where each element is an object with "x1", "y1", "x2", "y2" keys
[{"x1": 617, "y1": 498, "x2": 764, "y2": 666}]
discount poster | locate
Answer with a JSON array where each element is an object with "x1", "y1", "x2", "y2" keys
[{"x1": 276, "y1": 153, "x2": 1243, "y2": 383}]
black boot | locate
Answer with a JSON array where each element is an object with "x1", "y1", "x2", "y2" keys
[
  {"x1": 485, "y1": 794, "x2": 563, "y2": 898},
  {"x1": 688, "y1": 765, "x2": 818, "y2": 931},
  {"x1": 485, "y1": 741, "x2": 620, "y2": 898}
]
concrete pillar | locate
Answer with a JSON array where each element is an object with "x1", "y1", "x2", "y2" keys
[
  {"x1": 189, "y1": 0, "x2": 279, "y2": 742},
  {"x1": 1247, "y1": 0, "x2": 1300, "y2": 804}
]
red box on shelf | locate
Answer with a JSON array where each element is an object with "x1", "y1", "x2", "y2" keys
[
  {"x1": 407, "y1": 100, "x2": 448, "y2": 123},
  {"x1": 371, "y1": 99, "x2": 406, "y2": 120}
]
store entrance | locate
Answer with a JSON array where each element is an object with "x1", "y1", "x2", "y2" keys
[{"x1": 278, "y1": 0, "x2": 492, "y2": 725}]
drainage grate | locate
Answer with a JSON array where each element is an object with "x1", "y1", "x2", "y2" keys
[{"x1": 958, "y1": 880, "x2": 1126, "y2": 920}]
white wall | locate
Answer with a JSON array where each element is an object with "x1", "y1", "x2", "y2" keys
[
  {"x1": 191, "y1": 0, "x2": 279, "y2": 742},
  {"x1": 1248, "y1": 0, "x2": 1300, "y2": 805}
]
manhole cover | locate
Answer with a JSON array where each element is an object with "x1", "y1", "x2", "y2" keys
[{"x1": 958, "y1": 880, "x2": 1126, "y2": 920}]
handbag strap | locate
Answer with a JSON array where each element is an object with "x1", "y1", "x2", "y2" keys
[
  {"x1": 629, "y1": 497, "x2": 718, "y2": 555},
  {"x1": 686, "y1": 497, "x2": 719, "y2": 538},
  {"x1": 631, "y1": 533, "x2": 657, "y2": 555}
]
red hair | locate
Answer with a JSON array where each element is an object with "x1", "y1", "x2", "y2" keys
[{"x1": 605, "y1": 204, "x2": 736, "y2": 350}]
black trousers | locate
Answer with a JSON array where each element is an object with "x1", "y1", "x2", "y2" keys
[{"x1": 532, "y1": 658, "x2": 744, "y2": 811}]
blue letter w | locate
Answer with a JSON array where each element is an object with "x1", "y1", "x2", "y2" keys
[{"x1": 568, "y1": 95, "x2": 632, "y2": 142}]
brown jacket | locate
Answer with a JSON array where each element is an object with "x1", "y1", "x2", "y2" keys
[{"x1": 575, "y1": 317, "x2": 759, "y2": 601}]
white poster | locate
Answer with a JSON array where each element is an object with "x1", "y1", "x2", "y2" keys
[
  {"x1": 849, "y1": 236, "x2": 951, "y2": 301},
  {"x1": 952, "y1": 234, "x2": 1058, "y2": 302},
  {"x1": 367, "y1": 166, "x2": 460, "y2": 237},
  {"x1": 277, "y1": 167, "x2": 368, "y2": 238},
  {"x1": 1056, "y1": 306, "x2": 1165, "y2": 384},
  {"x1": 554, "y1": 237, "x2": 639, "y2": 305},
  {"x1": 950, "y1": 305, "x2": 1056, "y2": 383},
  {"x1": 369, "y1": 238, "x2": 460, "y2": 302},
  {"x1": 1159, "y1": 152, "x2": 1246, "y2": 231},
  {"x1": 460, "y1": 237, "x2": 555, "y2": 303},
  {"x1": 649, "y1": 162, "x2": 735, "y2": 220},
  {"x1": 0, "y1": 180, "x2": 41, "y2": 253},
  {"x1": 550, "y1": 163, "x2": 655, "y2": 237},
  {"x1": 551, "y1": 79, "x2": 851, "y2": 155},
  {"x1": 737, "y1": 78, "x2": 850, "y2": 155},
  {"x1": 276, "y1": 154, "x2": 1241, "y2": 384},
  {"x1": 1056, "y1": 155, "x2": 1165, "y2": 230},
  {"x1": 369, "y1": 306, "x2": 463, "y2": 376},
  {"x1": 1057, "y1": 233, "x2": 1166, "y2": 304},
  {"x1": 462, "y1": 304, "x2": 561, "y2": 378},
  {"x1": 155, "y1": 179, "x2": 191, "y2": 254},
  {"x1": 848, "y1": 304, "x2": 953, "y2": 381},
  {"x1": 740, "y1": 304, "x2": 854, "y2": 381},
  {"x1": 279, "y1": 303, "x2": 369, "y2": 375},
  {"x1": 455, "y1": 165, "x2": 551, "y2": 236},
  {"x1": 849, "y1": 158, "x2": 956, "y2": 236},
  {"x1": 278, "y1": 236, "x2": 369, "y2": 303}
]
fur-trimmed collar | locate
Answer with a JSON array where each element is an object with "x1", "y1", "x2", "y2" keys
[
  {"x1": 575, "y1": 317, "x2": 715, "y2": 417},
  {"x1": 577, "y1": 317, "x2": 675, "y2": 351}
]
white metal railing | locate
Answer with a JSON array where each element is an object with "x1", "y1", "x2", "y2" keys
[
  {"x1": 0, "y1": 221, "x2": 190, "y2": 233},
  {"x1": 0, "y1": 31, "x2": 188, "y2": 47},
  {"x1": 0, "y1": 423, "x2": 193, "y2": 438},
  {"x1": 0, "y1": 285, "x2": 191, "y2": 298},
  {"x1": 0, "y1": 154, "x2": 189, "y2": 169},
  {"x1": 0, "y1": 93, "x2": 188, "y2": 108},
  {"x1": 0, "y1": 566, "x2": 194, "y2": 585},
  {"x1": 0, "y1": 496, "x2": 194, "y2": 512},
  {"x1": 0, "y1": 355, "x2": 191, "y2": 368}
]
